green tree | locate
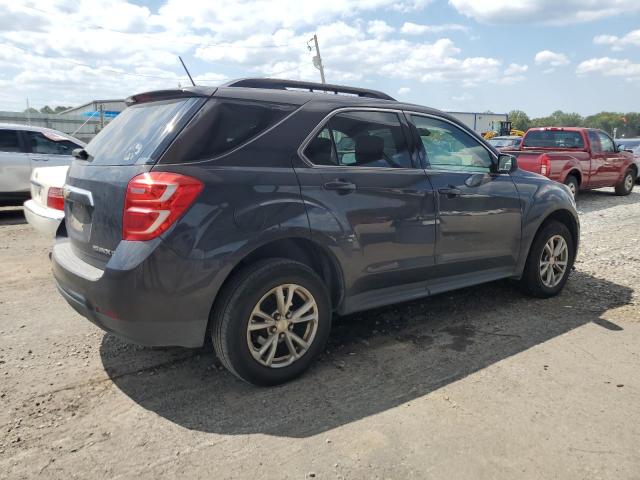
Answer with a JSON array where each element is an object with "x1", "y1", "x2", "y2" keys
[
  {"x1": 23, "y1": 107, "x2": 39, "y2": 114},
  {"x1": 39, "y1": 105, "x2": 54, "y2": 114},
  {"x1": 582, "y1": 112, "x2": 640, "y2": 137},
  {"x1": 54, "y1": 106, "x2": 71, "y2": 113},
  {"x1": 508, "y1": 110, "x2": 531, "y2": 131},
  {"x1": 530, "y1": 111, "x2": 582, "y2": 128}
]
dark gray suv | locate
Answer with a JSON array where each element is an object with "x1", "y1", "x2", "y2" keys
[{"x1": 52, "y1": 79, "x2": 579, "y2": 385}]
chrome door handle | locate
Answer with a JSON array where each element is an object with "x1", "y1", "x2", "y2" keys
[{"x1": 323, "y1": 179, "x2": 357, "y2": 192}]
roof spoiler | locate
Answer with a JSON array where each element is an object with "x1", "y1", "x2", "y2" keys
[
  {"x1": 221, "y1": 78, "x2": 396, "y2": 101},
  {"x1": 125, "y1": 86, "x2": 216, "y2": 106}
]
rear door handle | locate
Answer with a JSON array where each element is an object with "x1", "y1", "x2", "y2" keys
[
  {"x1": 438, "y1": 187, "x2": 461, "y2": 197},
  {"x1": 323, "y1": 179, "x2": 357, "y2": 192}
]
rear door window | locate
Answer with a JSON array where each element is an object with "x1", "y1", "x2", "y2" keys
[
  {"x1": 0, "y1": 129, "x2": 22, "y2": 153},
  {"x1": 304, "y1": 110, "x2": 413, "y2": 168},
  {"x1": 85, "y1": 97, "x2": 202, "y2": 166},
  {"x1": 27, "y1": 132, "x2": 79, "y2": 155}
]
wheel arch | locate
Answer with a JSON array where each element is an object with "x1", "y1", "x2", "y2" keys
[
  {"x1": 535, "y1": 209, "x2": 579, "y2": 262},
  {"x1": 564, "y1": 169, "x2": 582, "y2": 186},
  {"x1": 205, "y1": 236, "x2": 345, "y2": 341}
]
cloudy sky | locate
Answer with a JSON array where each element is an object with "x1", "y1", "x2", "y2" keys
[{"x1": 0, "y1": 0, "x2": 639, "y2": 116}]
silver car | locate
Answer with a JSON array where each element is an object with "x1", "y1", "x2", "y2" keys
[
  {"x1": 617, "y1": 138, "x2": 640, "y2": 183},
  {"x1": 0, "y1": 123, "x2": 85, "y2": 203}
]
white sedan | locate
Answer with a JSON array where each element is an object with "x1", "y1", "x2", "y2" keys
[{"x1": 23, "y1": 166, "x2": 68, "y2": 237}]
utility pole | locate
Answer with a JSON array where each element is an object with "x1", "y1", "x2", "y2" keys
[
  {"x1": 309, "y1": 34, "x2": 326, "y2": 84},
  {"x1": 26, "y1": 98, "x2": 31, "y2": 125}
]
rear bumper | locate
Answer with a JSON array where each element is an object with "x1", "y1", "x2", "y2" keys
[
  {"x1": 52, "y1": 238, "x2": 216, "y2": 348},
  {"x1": 23, "y1": 200, "x2": 64, "y2": 237}
]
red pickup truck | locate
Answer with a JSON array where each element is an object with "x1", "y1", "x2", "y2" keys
[{"x1": 504, "y1": 127, "x2": 637, "y2": 197}]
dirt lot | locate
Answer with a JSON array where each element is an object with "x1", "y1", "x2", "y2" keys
[{"x1": 1, "y1": 188, "x2": 639, "y2": 480}]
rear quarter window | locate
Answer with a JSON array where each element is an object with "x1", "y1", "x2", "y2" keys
[{"x1": 168, "y1": 99, "x2": 297, "y2": 163}]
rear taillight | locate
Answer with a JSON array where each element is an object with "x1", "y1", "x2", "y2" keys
[
  {"x1": 540, "y1": 154, "x2": 551, "y2": 177},
  {"x1": 46, "y1": 187, "x2": 65, "y2": 211},
  {"x1": 123, "y1": 172, "x2": 203, "y2": 241}
]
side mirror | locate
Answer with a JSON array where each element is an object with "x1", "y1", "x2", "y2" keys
[{"x1": 496, "y1": 154, "x2": 517, "y2": 174}]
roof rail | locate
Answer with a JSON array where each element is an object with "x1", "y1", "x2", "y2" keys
[{"x1": 221, "y1": 78, "x2": 396, "y2": 101}]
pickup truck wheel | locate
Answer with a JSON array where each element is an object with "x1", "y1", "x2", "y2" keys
[
  {"x1": 211, "y1": 258, "x2": 331, "y2": 386},
  {"x1": 615, "y1": 169, "x2": 635, "y2": 196},
  {"x1": 564, "y1": 175, "x2": 579, "y2": 199},
  {"x1": 519, "y1": 220, "x2": 574, "y2": 298}
]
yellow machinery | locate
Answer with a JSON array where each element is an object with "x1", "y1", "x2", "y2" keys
[{"x1": 482, "y1": 121, "x2": 525, "y2": 140}]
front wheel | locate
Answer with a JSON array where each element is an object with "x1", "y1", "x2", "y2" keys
[
  {"x1": 211, "y1": 259, "x2": 331, "y2": 386},
  {"x1": 519, "y1": 220, "x2": 575, "y2": 298},
  {"x1": 615, "y1": 169, "x2": 635, "y2": 196}
]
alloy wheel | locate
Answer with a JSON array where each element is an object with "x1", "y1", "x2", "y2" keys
[
  {"x1": 246, "y1": 284, "x2": 319, "y2": 368},
  {"x1": 625, "y1": 173, "x2": 634, "y2": 192},
  {"x1": 539, "y1": 235, "x2": 569, "y2": 288}
]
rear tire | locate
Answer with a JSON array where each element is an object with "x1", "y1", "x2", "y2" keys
[
  {"x1": 564, "y1": 175, "x2": 579, "y2": 199},
  {"x1": 519, "y1": 220, "x2": 575, "y2": 298},
  {"x1": 615, "y1": 169, "x2": 635, "y2": 196},
  {"x1": 211, "y1": 258, "x2": 331, "y2": 386}
]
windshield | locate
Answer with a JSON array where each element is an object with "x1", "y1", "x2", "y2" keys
[
  {"x1": 489, "y1": 138, "x2": 520, "y2": 148},
  {"x1": 523, "y1": 130, "x2": 585, "y2": 149},
  {"x1": 85, "y1": 97, "x2": 202, "y2": 166}
]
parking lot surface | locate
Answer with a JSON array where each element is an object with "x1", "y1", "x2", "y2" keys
[{"x1": 1, "y1": 188, "x2": 639, "y2": 480}]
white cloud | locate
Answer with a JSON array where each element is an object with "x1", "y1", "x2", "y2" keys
[
  {"x1": 400, "y1": 22, "x2": 469, "y2": 35},
  {"x1": 397, "y1": 87, "x2": 411, "y2": 95},
  {"x1": 367, "y1": 20, "x2": 394, "y2": 37},
  {"x1": 155, "y1": 0, "x2": 426, "y2": 37},
  {"x1": 504, "y1": 63, "x2": 528, "y2": 75},
  {"x1": 576, "y1": 57, "x2": 640, "y2": 81},
  {"x1": 0, "y1": 0, "x2": 529, "y2": 110},
  {"x1": 448, "y1": 0, "x2": 640, "y2": 25},
  {"x1": 594, "y1": 29, "x2": 640, "y2": 51},
  {"x1": 535, "y1": 50, "x2": 570, "y2": 67}
]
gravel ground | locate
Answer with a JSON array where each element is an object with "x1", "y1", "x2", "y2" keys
[{"x1": 1, "y1": 187, "x2": 639, "y2": 480}]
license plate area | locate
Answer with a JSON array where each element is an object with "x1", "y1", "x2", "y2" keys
[{"x1": 64, "y1": 185, "x2": 94, "y2": 243}]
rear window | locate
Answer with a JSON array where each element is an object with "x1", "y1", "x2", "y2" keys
[
  {"x1": 523, "y1": 130, "x2": 584, "y2": 149},
  {"x1": 84, "y1": 97, "x2": 202, "y2": 166},
  {"x1": 27, "y1": 131, "x2": 80, "y2": 155}
]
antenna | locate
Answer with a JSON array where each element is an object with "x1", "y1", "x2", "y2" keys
[{"x1": 179, "y1": 56, "x2": 196, "y2": 86}]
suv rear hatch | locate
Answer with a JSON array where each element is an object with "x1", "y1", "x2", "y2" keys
[{"x1": 63, "y1": 92, "x2": 208, "y2": 268}]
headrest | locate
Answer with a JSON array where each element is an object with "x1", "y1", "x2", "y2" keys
[{"x1": 355, "y1": 135, "x2": 384, "y2": 165}]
